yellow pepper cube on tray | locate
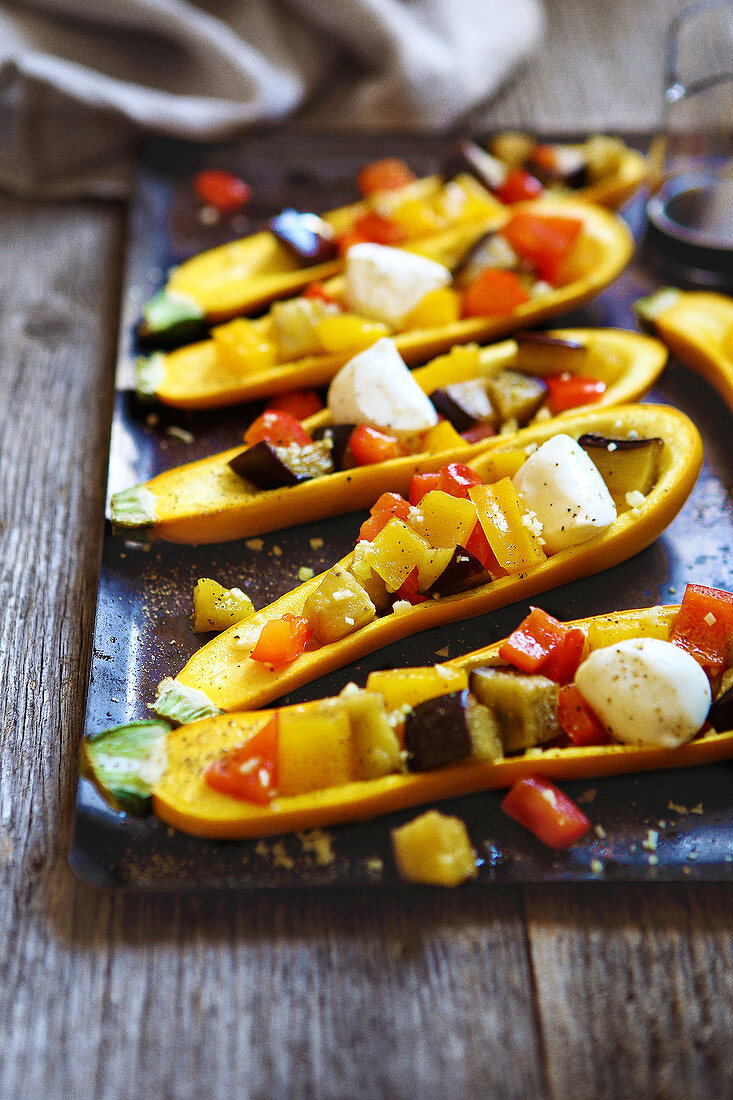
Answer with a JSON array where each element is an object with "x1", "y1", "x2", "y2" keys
[
  {"x1": 277, "y1": 707, "x2": 356, "y2": 796},
  {"x1": 193, "y1": 578, "x2": 255, "y2": 633},
  {"x1": 211, "y1": 319, "x2": 277, "y2": 373},
  {"x1": 391, "y1": 809, "x2": 477, "y2": 886},
  {"x1": 412, "y1": 490, "x2": 478, "y2": 549},
  {"x1": 366, "y1": 665, "x2": 469, "y2": 711},
  {"x1": 469, "y1": 478, "x2": 546, "y2": 573}
]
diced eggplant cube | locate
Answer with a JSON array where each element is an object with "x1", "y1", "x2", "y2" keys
[
  {"x1": 312, "y1": 424, "x2": 356, "y2": 470},
  {"x1": 428, "y1": 547, "x2": 491, "y2": 597},
  {"x1": 269, "y1": 208, "x2": 338, "y2": 264},
  {"x1": 453, "y1": 230, "x2": 521, "y2": 285},
  {"x1": 468, "y1": 667, "x2": 560, "y2": 752},
  {"x1": 441, "y1": 139, "x2": 506, "y2": 192},
  {"x1": 429, "y1": 381, "x2": 495, "y2": 433},
  {"x1": 514, "y1": 331, "x2": 587, "y2": 376},
  {"x1": 404, "y1": 690, "x2": 474, "y2": 771},
  {"x1": 228, "y1": 439, "x2": 333, "y2": 490},
  {"x1": 526, "y1": 145, "x2": 588, "y2": 188},
  {"x1": 578, "y1": 433, "x2": 663, "y2": 497},
  {"x1": 707, "y1": 683, "x2": 733, "y2": 733},
  {"x1": 485, "y1": 369, "x2": 548, "y2": 426}
]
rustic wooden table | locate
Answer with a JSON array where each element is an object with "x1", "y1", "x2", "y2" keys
[{"x1": 2, "y1": 1, "x2": 732, "y2": 1096}]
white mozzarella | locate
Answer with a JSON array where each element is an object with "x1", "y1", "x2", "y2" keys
[
  {"x1": 327, "y1": 338, "x2": 439, "y2": 437},
  {"x1": 574, "y1": 637, "x2": 711, "y2": 748},
  {"x1": 513, "y1": 433, "x2": 617, "y2": 554},
  {"x1": 344, "y1": 243, "x2": 452, "y2": 328}
]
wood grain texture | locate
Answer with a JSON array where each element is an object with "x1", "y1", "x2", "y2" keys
[{"x1": 2, "y1": 3, "x2": 733, "y2": 1092}]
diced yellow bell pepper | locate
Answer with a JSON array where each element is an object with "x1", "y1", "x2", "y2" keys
[
  {"x1": 401, "y1": 286, "x2": 462, "y2": 331},
  {"x1": 420, "y1": 419, "x2": 466, "y2": 453},
  {"x1": 387, "y1": 196, "x2": 444, "y2": 239},
  {"x1": 366, "y1": 518, "x2": 452, "y2": 592},
  {"x1": 468, "y1": 477, "x2": 546, "y2": 573},
  {"x1": 391, "y1": 809, "x2": 477, "y2": 885},
  {"x1": 366, "y1": 665, "x2": 469, "y2": 710},
  {"x1": 211, "y1": 318, "x2": 277, "y2": 373},
  {"x1": 437, "y1": 173, "x2": 505, "y2": 225},
  {"x1": 316, "y1": 314, "x2": 390, "y2": 354},
  {"x1": 277, "y1": 706, "x2": 356, "y2": 796},
  {"x1": 413, "y1": 490, "x2": 478, "y2": 549}
]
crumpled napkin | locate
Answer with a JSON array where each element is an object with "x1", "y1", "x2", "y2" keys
[{"x1": 0, "y1": 0, "x2": 545, "y2": 198}]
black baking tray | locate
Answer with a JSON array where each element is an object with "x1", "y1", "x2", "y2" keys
[{"x1": 70, "y1": 132, "x2": 733, "y2": 889}]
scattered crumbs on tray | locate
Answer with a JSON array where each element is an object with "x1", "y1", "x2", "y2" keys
[
  {"x1": 271, "y1": 545, "x2": 283, "y2": 557},
  {"x1": 297, "y1": 829, "x2": 335, "y2": 865},
  {"x1": 642, "y1": 829, "x2": 659, "y2": 852},
  {"x1": 365, "y1": 857, "x2": 384, "y2": 876},
  {"x1": 146, "y1": 413, "x2": 159, "y2": 427},
  {"x1": 648, "y1": 854, "x2": 659, "y2": 866},
  {"x1": 198, "y1": 205, "x2": 219, "y2": 226},
  {"x1": 690, "y1": 803, "x2": 704, "y2": 814},
  {"x1": 246, "y1": 538, "x2": 264, "y2": 551},
  {"x1": 166, "y1": 425, "x2": 195, "y2": 443},
  {"x1": 298, "y1": 566, "x2": 315, "y2": 582},
  {"x1": 309, "y1": 537, "x2": 324, "y2": 550},
  {"x1": 435, "y1": 646, "x2": 450, "y2": 658},
  {"x1": 590, "y1": 858, "x2": 604, "y2": 875},
  {"x1": 578, "y1": 788, "x2": 597, "y2": 804},
  {"x1": 594, "y1": 824, "x2": 606, "y2": 840},
  {"x1": 668, "y1": 801, "x2": 688, "y2": 814}
]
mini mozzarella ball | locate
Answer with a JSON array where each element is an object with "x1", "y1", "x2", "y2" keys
[
  {"x1": 575, "y1": 637, "x2": 711, "y2": 748},
  {"x1": 327, "y1": 337, "x2": 439, "y2": 437},
  {"x1": 345, "y1": 242, "x2": 452, "y2": 328},
  {"x1": 513, "y1": 433, "x2": 617, "y2": 554}
]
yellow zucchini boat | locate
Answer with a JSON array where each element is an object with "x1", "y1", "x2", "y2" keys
[
  {"x1": 636, "y1": 289, "x2": 733, "y2": 414},
  {"x1": 141, "y1": 174, "x2": 504, "y2": 339},
  {"x1": 113, "y1": 329, "x2": 667, "y2": 545},
  {"x1": 158, "y1": 403, "x2": 702, "y2": 716},
  {"x1": 147, "y1": 602, "x2": 733, "y2": 840},
  {"x1": 135, "y1": 200, "x2": 634, "y2": 411}
]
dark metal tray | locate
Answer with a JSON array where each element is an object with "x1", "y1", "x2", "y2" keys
[{"x1": 71, "y1": 132, "x2": 733, "y2": 889}]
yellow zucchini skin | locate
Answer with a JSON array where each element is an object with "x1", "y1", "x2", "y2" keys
[
  {"x1": 153, "y1": 605, "x2": 732, "y2": 840},
  {"x1": 120, "y1": 328, "x2": 667, "y2": 545},
  {"x1": 567, "y1": 145, "x2": 648, "y2": 209},
  {"x1": 170, "y1": 403, "x2": 702, "y2": 713},
  {"x1": 142, "y1": 200, "x2": 634, "y2": 410},
  {"x1": 638, "y1": 290, "x2": 733, "y2": 414}
]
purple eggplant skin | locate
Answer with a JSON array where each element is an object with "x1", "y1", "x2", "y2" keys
[
  {"x1": 404, "y1": 690, "x2": 474, "y2": 771},
  {"x1": 514, "y1": 331, "x2": 585, "y2": 353},
  {"x1": 440, "y1": 138, "x2": 505, "y2": 193},
  {"x1": 228, "y1": 441, "x2": 309, "y2": 490},
  {"x1": 428, "y1": 547, "x2": 492, "y2": 597},
  {"x1": 708, "y1": 685, "x2": 733, "y2": 733},
  {"x1": 429, "y1": 387, "x2": 479, "y2": 434},
  {"x1": 268, "y1": 209, "x2": 339, "y2": 264},
  {"x1": 577, "y1": 433, "x2": 663, "y2": 452},
  {"x1": 311, "y1": 424, "x2": 356, "y2": 470}
]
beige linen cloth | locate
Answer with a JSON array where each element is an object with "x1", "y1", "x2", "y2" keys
[{"x1": 0, "y1": 0, "x2": 545, "y2": 198}]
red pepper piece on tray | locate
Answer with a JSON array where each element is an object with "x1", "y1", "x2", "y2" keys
[
  {"x1": 501, "y1": 775, "x2": 591, "y2": 848},
  {"x1": 193, "y1": 169, "x2": 252, "y2": 213}
]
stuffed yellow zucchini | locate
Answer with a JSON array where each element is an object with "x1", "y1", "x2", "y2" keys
[
  {"x1": 149, "y1": 403, "x2": 702, "y2": 717},
  {"x1": 113, "y1": 328, "x2": 667, "y2": 544},
  {"x1": 135, "y1": 200, "x2": 634, "y2": 410},
  {"x1": 83, "y1": 584, "x2": 733, "y2": 839},
  {"x1": 636, "y1": 289, "x2": 733, "y2": 414}
]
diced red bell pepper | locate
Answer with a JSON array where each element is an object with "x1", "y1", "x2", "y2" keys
[
  {"x1": 438, "y1": 462, "x2": 484, "y2": 499},
  {"x1": 501, "y1": 775, "x2": 591, "y2": 849},
  {"x1": 545, "y1": 373, "x2": 606, "y2": 414},
  {"x1": 193, "y1": 169, "x2": 252, "y2": 213},
  {"x1": 501, "y1": 212, "x2": 583, "y2": 284},
  {"x1": 395, "y1": 566, "x2": 429, "y2": 605},
  {"x1": 303, "y1": 281, "x2": 339, "y2": 306},
  {"x1": 336, "y1": 230, "x2": 370, "y2": 256},
  {"x1": 499, "y1": 606, "x2": 585, "y2": 683},
  {"x1": 496, "y1": 167, "x2": 544, "y2": 204},
  {"x1": 528, "y1": 144, "x2": 561, "y2": 176},
  {"x1": 670, "y1": 583, "x2": 733, "y2": 675},
  {"x1": 358, "y1": 491, "x2": 411, "y2": 541},
  {"x1": 351, "y1": 211, "x2": 406, "y2": 246},
  {"x1": 356, "y1": 158, "x2": 417, "y2": 196},
  {"x1": 251, "y1": 615, "x2": 314, "y2": 666},
  {"x1": 461, "y1": 268, "x2": 531, "y2": 318},
  {"x1": 244, "y1": 410, "x2": 312, "y2": 448},
  {"x1": 463, "y1": 522, "x2": 506, "y2": 576},
  {"x1": 558, "y1": 684, "x2": 611, "y2": 746},
  {"x1": 349, "y1": 424, "x2": 402, "y2": 466},
  {"x1": 265, "y1": 390, "x2": 324, "y2": 420},
  {"x1": 409, "y1": 471, "x2": 441, "y2": 505},
  {"x1": 204, "y1": 715, "x2": 279, "y2": 804}
]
